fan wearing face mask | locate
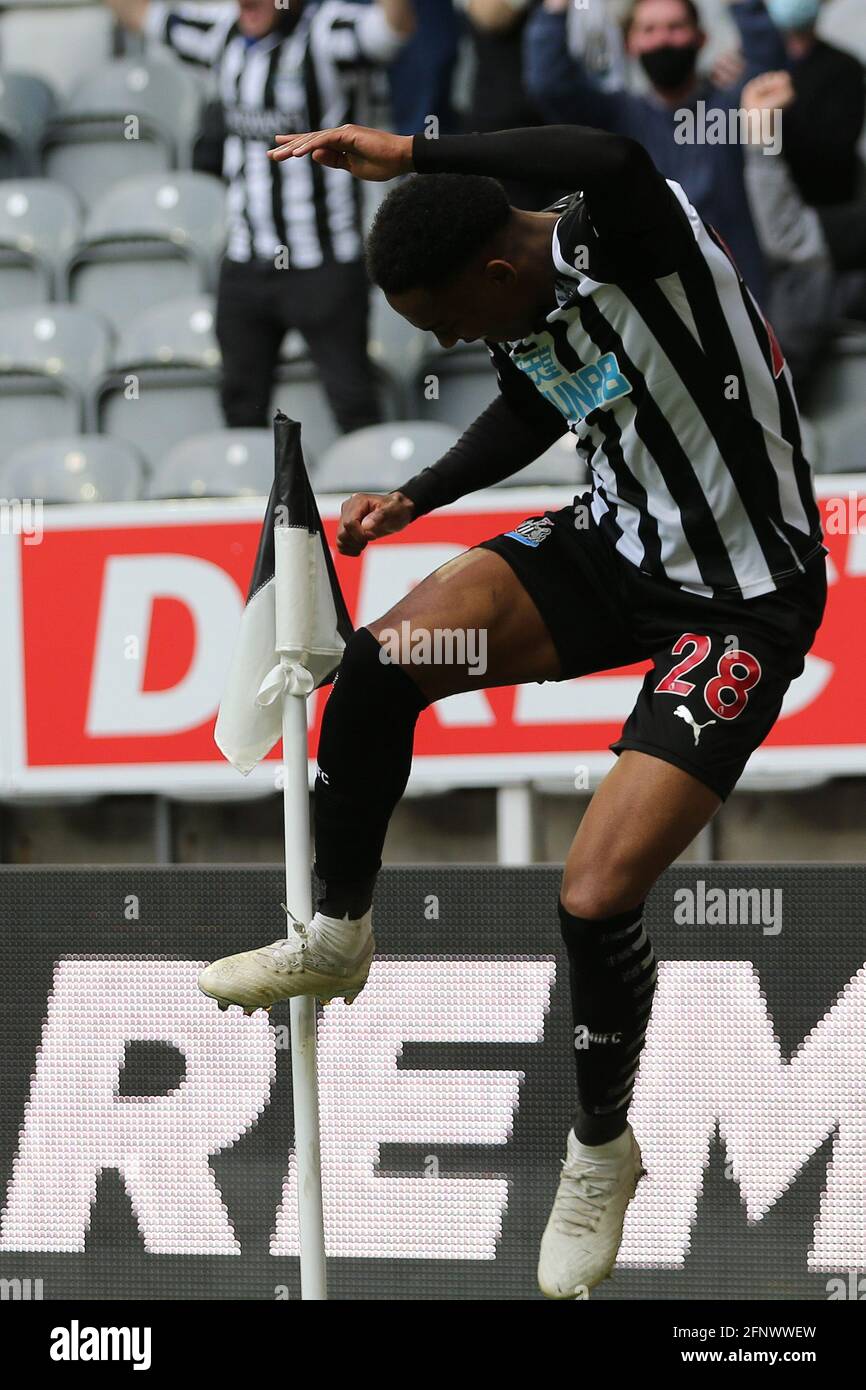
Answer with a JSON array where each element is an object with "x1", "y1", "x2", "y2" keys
[
  {"x1": 730, "y1": 0, "x2": 864, "y2": 209},
  {"x1": 524, "y1": 0, "x2": 768, "y2": 300}
]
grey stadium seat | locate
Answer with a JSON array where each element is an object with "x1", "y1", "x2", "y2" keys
[
  {"x1": 42, "y1": 57, "x2": 203, "y2": 206},
  {"x1": 813, "y1": 406, "x2": 866, "y2": 475},
  {"x1": 0, "y1": 71, "x2": 58, "y2": 177},
  {"x1": 272, "y1": 359, "x2": 341, "y2": 467},
  {"x1": 314, "y1": 421, "x2": 459, "y2": 493},
  {"x1": 0, "y1": 3, "x2": 114, "y2": 101},
  {"x1": 65, "y1": 172, "x2": 226, "y2": 332},
  {"x1": 0, "y1": 434, "x2": 144, "y2": 503},
  {"x1": 114, "y1": 294, "x2": 221, "y2": 369},
  {"x1": 810, "y1": 333, "x2": 866, "y2": 412},
  {"x1": 147, "y1": 430, "x2": 275, "y2": 500},
  {"x1": 0, "y1": 179, "x2": 81, "y2": 305},
  {"x1": 411, "y1": 342, "x2": 499, "y2": 431},
  {"x1": 96, "y1": 296, "x2": 223, "y2": 468},
  {"x1": 494, "y1": 431, "x2": 590, "y2": 489},
  {"x1": 368, "y1": 286, "x2": 428, "y2": 400},
  {"x1": 0, "y1": 303, "x2": 111, "y2": 453}
]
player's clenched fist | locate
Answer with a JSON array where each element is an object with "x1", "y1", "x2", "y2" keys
[{"x1": 337, "y1": 491, "x2": 415, "y2": 555}]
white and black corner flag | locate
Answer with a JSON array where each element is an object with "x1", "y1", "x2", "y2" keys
[{"x1": 215, "y1": 412, "x2": 353, "y2": 774}]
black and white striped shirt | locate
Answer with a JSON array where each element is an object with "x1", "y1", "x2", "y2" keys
[
  {"x1": 491, "y1": 180, "x2": 824, "y2": 599},
  {"x1": 146, "y1": 0, "x2": 404, "y2": 265},
  {"x1": 401, "y1": 126, "x2": 825, "y2": 602}
]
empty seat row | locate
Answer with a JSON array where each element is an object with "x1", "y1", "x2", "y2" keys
[
  {"x1": 0, "y1": 55, "x2": 391, "y2": 212},
  {"x1": 0, "y1": 421, "x2": 591, "y2": 506},
  {"x1": 1, "y1": 291, "x2": 851, "y2": 468},
  {"x1": 0, "y1": 295, "x2": 507, "y2": 462},
  {"x1": 0, "y1": 5, "x2": 117, "y2": 102},
  {"x1": 0, "y1": 299, "x2": 348, "y2": 465},
  {"x1": 0, "y1": 52, "x2": 204, "y2": 180},
  {"x1": 0, "y1": 172, "x2": 225, "y2": 325}
]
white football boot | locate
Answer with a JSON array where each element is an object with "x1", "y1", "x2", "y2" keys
[
  {"x1": 198, "y1": 905, "x2": 374, "y2": 1014},
  {"x1": 538, "y1": 1125, "x2": 645, "y2": 1299}
]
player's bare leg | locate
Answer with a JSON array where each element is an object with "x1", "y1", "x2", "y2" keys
[
  {"x1": 539, "y1": 752, "x2": 720, "y2": 1298},
  {"x1": 197, "y1": 548, "x2": 561, "y2": 1011}
]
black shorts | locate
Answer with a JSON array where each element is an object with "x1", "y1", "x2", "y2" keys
[{"x1": 477, "y1": 502, "x2": 827, "y2": 801}]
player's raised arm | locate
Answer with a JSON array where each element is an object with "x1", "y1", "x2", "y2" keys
[
  {"x1": 269, "y1": 122, "x2": 687, "y2": 273},
  {"x1": 269, "y1": 124, "x2": 415, "y2": 181}
]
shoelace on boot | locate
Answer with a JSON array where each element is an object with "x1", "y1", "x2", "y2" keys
[
  {"x1": 267, "y1": 905, "x2": 313, "y2": 973},
  {"x1": 552, "y1": 1160, "x2": 622, "y2": 1234}
]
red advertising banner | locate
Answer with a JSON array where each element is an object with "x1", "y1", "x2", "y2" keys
[{"x1": 1, "y1": 483, "x2": 864, "y2": 796}]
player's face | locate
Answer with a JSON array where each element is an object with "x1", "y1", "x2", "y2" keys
[
  {"x1": 626, "y1": 0, "x2": 699, "y2": 54},
  {"x1": 238, "y1": 0, "x2": 297, "y2": 40},
  {"x1": 387, "y1": 266, "x2": 532, "y2": 349}
]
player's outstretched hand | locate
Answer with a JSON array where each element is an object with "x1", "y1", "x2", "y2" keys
[
  {"x1": 268, "y1": 124, "x2": 414, "y2": 182},
  {"x1": 337, "y1": 492, "x2": 415, "y2": 556}
]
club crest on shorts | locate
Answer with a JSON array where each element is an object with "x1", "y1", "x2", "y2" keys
[{"x1": 504, "y1": 517, "x2": 554, "y2": 548}]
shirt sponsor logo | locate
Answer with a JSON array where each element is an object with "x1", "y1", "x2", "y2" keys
[
  {"x1": 224, "y1": 105, "x2": 305, "y2": 141},
  {"x1": 512, "y1": 341, "x2": 633, "y2": 424}
]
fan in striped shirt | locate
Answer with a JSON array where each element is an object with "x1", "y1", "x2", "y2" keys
[
  {"x1": 200, "y1": 121, "x2": 828, "y2": 1298},
  {"x1": 105, "y1": 0, "x2": 414, "y2": 429}
]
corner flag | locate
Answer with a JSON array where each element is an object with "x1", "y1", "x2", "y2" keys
[
  {"x1": 214, "y1": 411, "x2": 347, "y2": 1299},
  {"x1": 215, "y1": 412, "x2": 353, "y2": 774}
]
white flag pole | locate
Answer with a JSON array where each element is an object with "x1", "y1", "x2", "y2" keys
[
  {"x1": 273, "y1": 498, "x2": 327, "y2": 1300},
  {"x1": 281, "y1": 685, "x2": 327, "y2": 1300}
]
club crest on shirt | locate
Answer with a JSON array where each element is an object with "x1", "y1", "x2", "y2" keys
[{"x1": 512, "y1": 338, "x2": 632, "y2": 424}]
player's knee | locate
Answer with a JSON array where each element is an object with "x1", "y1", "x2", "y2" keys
[
  {"x1": 560, "y1": 868, "x2": 643, "y2": 923},
  {"x1": 337, "y1": 625, "x2": 395, "y2": 689},
  {"x1": 364, "y1": 617, "x2": 460, "y2": 702},
  {"x1": 336, "y1": 626, "x2": 429, "y2": 705}
]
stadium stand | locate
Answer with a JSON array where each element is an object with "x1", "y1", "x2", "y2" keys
[
  {"x1": 41, "y1": 56, "x2": 203, "y2": 205},
  {"x1": 315, "y1": 420, "x2": 459, "y2": 493},
  {"x1": 412, "y1": 340, "x2": 499, "y2": 428},
  {"x1": 493, "y1": 431, "x2": 590, "y2": 490},
  {"x1": 367, "y1": 285, "x2": 429, "y2": 406},
  {"x1": 0, "y1": 432, "x2": 144, "y2": 503},
  {"x1": 65, "y1": 170, "x2": 225, "y2": 331},
  {"x1": 95, "y1": 294, "x2": 222, "y2": 467},
  {"x1": 0, "y1": 0, "x2": 862, "y2": 878},
  {"x1": 145, "y1": 428, "x2": 275, "y2": 499},
  {"x1": 0, "y1": 178, "x2": 81, "y2": 304},
  {"x1": 0, "y1": 302, "x2": 111, "y2": 450},
  {"x1": 0, "y1": 71, "x2": 57, "y2": 177},
  {"x1": 0, "y1": 1, "x2": 115, "y2": 100}
]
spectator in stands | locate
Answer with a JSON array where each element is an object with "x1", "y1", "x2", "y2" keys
[
  {"x1": 730, "y1": 0, "x2": 864, "y2": 206},
  {"x1": 105, "y1": 0, "x2": 415, "y2": 433},
  {"x1": 386, "y1": 0, "x2": 461, "y2": 136},
  {"x1": 523, "y1": 0, "x2": 767, "y2": 297},
  {"x1": 741, "y1": 69, "x2": 866, "y2": 403},
  {"x1": 453, "y1": 0, "x2": 553, "y2": 209}
]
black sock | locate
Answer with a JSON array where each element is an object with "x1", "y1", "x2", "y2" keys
[
  {"x1": 313, "y1": 627, "x2": 429, "y2": 918},
  {"x1": 558, "y1": 899, "x2": 657, "y2": 1145}
]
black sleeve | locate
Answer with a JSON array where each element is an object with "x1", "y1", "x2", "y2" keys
[
  {"x1": 412, "y1": 124, "x2": 690, "y2": 277},
  {"x1": 396, "y1": 352, "x2": 569, "y2": 517}
]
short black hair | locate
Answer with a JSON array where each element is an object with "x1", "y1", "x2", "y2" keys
[{"x1": 365, "y1": 172, "x2": 511, "y2": 296}]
